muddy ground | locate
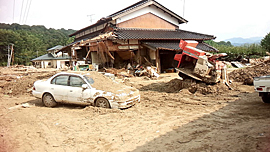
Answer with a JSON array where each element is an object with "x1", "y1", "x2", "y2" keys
[{"x1": 1, "y1": 65, "x2": 270, "y2": 152}]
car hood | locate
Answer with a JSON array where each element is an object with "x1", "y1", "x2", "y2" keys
[
  {"x1": 114, "y1": 86, "x2": 140, "y2": 101},
  {"x1": 94, "y1": 86, "x2": 140, "y2": 102}
]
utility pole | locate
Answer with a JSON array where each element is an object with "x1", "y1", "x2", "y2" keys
[
  {"x1": 11, "y1": 44, "x2": 14, "y2": 66},
  {"x1": 7, "y1": 43, "x2": 14, "y2": 67},
  {"x1": 7, "y1": 45, "x2": 10, "y2": 67}
]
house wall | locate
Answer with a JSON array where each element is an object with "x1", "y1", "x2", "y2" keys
[
  {"x1": 117, "y1": 13, "x2": 177, "y2": 29},
  {"x1": 116, "y1": 6, "x2": 179, "y2": 29},
  {"x1": 51, "y1": 60, "x2": 57, "y2": 68},
  {"x1": 91, "y1": 52, "x2": 102, "y2": 65},
  {"x1": 34, "y1": 60, "x2": 69, "y2": 69},
  {"x1": 43, "y1": 61, "x2": 49, "y2": 68},
  {"x1": 57, "y1": 60, "x2": 70, "y2": 69},
  {"x1": 57, "y1": 61, "x2": 61, "y2": 69}
]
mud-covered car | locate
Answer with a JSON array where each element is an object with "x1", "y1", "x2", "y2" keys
[{"x1": 32, "y1": 72, "x2": 140, "y2": 109}]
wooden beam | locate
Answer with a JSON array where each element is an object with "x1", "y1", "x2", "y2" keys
[
  {"x1": 138, "y1": 46, "x2": 141, "y2": 64},
  {"x1": 156, "y1": 49, "x2": 161, "y2": 73},
  {"x1": 85, "y1": 46, "x2": 91, "y2": 59}
]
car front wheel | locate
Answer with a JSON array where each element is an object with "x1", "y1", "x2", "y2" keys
[
  {"x1": 95, "y1": 98, "x2": 110, "y2": 108},
  {"x1": 42, "y1": 93, "x2": 57, "y2": 107}
]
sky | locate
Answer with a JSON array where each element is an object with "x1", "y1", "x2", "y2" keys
[{"x1": 0, "y1": 0, "x2": 270, "y2": 41}]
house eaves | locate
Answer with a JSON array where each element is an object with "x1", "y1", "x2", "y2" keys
[
  {"x1": 69, "y1": 17, "x2": 112, "y2": 37},
  {"x1": 31, "y1": 53, "x2": 55, "y2": 61},
  {"x1": 113, "y1": 28, "x2": 216, "y2": 41},
  {"x1": 47, "y1": 45, "x2": 63, "y2": 52},
  {"x1": 142, "y1": 40, "x2": 219, "y2": 52},
  {"x1": 31, "y1": 53, "x2": 71, "y2": 62},
  {"x1": 108, "y1": 0, "x2": 188, "y2": 24}
]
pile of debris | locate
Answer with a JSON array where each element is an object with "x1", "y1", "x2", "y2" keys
[
  {"x1": 1, "y1": 72, "x2": 57, "y2": 96},
  {"x1": 104, "y1": 65, "x2": 160, "y2": 79},
  {"x1": 139, "y1": 78, "x2": 230, "y2": 95},
  {"x1": 0, "y1": 66, "x2": 138, "y2": 96},
  {"x1": 229, "y1": 59, "x2": 270, "y2": 85},
  {"x1": 0, "y1": 66, "x2": 58, "y2": 96}
]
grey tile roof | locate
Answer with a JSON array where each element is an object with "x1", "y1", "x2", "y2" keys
[
  {"x1": 114, "y1": 28, "x2": 216, "y2": 40},
  {"x1": 196, "y1": 42, "x2": 219, "y2": 52},
  {"x1": 31, "y1": 53, "x2": 71, "y2": 61},
  {"x1": 31, "y1": 53, "x2": 54, "y2": 61},
  {"x1": 47, "y1": 45, "x2": 63, "y2": 51},
  {"x1": 142, "y1": 40, "x2": 218, "y2": 52}
]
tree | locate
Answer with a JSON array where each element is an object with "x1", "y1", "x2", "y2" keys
[
  {"x1": 0, "y1": 29, "x2": 22, "y2": 66},
  {"x1": 261, "y1": 32, "x2": 270, "y2": 52},
  {"x1": 0, "y1": 23, "x2": 76, "y2": 65}
]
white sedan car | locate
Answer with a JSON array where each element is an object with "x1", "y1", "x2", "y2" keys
[{"x1": 32, "y1": 72, "x2": 140, "y2": 109}]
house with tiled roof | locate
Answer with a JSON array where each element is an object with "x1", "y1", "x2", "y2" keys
[
  {"x1": 32, "y1": 45, "x2": 71, "y2": 69},
  {"x1": 64, "y1": 0, "x2": 218, "y2": 72}
]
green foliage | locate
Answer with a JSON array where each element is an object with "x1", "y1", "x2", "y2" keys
[
  {"x1": 0, "y1": 23, "x2": 75, "y2": 66},
  {"x1": 261, "y1": 32, "x2": 270, "y2": 52},
  {"x1": 205, "y1": 40, "x2": 233, "y2": 47},
  {"x1": 205, "y1": 40, "x2": 266, "y2": 61}
]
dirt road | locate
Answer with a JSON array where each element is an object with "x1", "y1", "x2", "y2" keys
[
  {"x1": 0, "y1": 75, "x2": 270, "y2": 152},
  {"x1": 1, "y1": 71, "x2": 270, "y2": 152}
]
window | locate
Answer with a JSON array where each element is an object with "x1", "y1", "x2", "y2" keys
[
  {"x1": 83, "y1": 75, "x2": 94, "y2": 85},
  {"x1": 70, "y1": 76, "x2": 86, "y2": 87},
  {"x1": 51, "y1": 75, "x2": 69, "y2": 86},
  {"x1": 197, "y1": 58, "x2": 205, "y2": 65}
]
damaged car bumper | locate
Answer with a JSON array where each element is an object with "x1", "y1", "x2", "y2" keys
[{"x1": 111, "y1": 95, "x2": 140, "y2": 109}]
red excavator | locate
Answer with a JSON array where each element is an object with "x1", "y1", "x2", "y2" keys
[{"x1": 174, "y1": 40, "x2": 230, "y2": 86}]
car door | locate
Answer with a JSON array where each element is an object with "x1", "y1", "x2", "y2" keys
[
  {"x1": 66, "y1": 75, "x2": 92, "y2": 104},
  {"x1": 50, "y1": 75, "x2": 70, "y2": 102}
]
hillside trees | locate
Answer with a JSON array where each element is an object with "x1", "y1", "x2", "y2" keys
[
  {"x1": 205, "y1": 40, "x2": 266, "y2": 61},
  {"x1": 261, "y1": 33, "x2": 270, "y2": 52},
  {"x1": 0, "y1": 23, "x2": 75, "y2": 66}
]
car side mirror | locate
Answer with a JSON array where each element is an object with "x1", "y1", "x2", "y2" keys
[{"x1": 82, "y1": 84, "x2": 88, "y2": 89}]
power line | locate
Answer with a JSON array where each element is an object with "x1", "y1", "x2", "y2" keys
[
  {"x1": 22, "y1": 0, "x2": 29, "y2": 24},
  {"x1": 19, "y1": 0, "x2": 25, "y2": 23},
  {"x1": 13, "y1": 0, "x2": 16, "y2": 22},
  {"x1": 24, "y1": 0, "x2": 32, "y2": 24},
  {"x1": 183, "y1": 0, "x2": 185, "y2": 18}
]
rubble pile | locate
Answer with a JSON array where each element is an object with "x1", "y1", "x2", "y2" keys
[
  {"x1": 104, "y1": 68, "x2": 134, "y2": 78},
  {"x1": 0, "y1": 66, "x2": 137, "y2": 96},
  {"x1": 140, "y1": 78, "x2": 229, "y2": 95},
  {"x1": 104, "y1": 66, "x2": 160, "y2": 78},
  {"x1": 1, "y1": 72, "x2": 56, "y2": 96},
  {"x1": 0, "y1": 66, "x2": 58, "y2": 96},
  {"x1": 84, "y1": 71, "x2": 137, "y2": 94},
  {"x1": 229, "y1": 60, "x2": 270, "y2": 84}
]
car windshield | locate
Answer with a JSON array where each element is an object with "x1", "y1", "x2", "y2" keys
[{"x1": 83, "y1": 75, "x2": 94, "y2": 84}]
